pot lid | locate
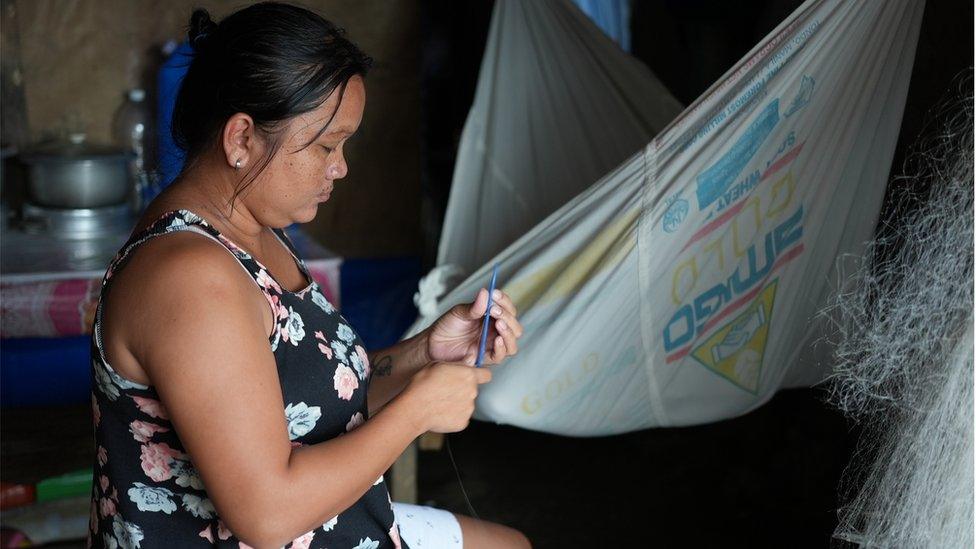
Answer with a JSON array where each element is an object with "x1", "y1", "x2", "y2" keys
[{"x1": 21, "y1": 133, "x2": 131, "y2": 163}]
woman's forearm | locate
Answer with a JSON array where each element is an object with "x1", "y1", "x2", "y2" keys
[{"x1": 367, "y1": 330, "x2": 430, "y2": 414}]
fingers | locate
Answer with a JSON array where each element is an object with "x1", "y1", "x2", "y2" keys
[
  {"x1": 485, "y1": 334, "x2": 504, "y2": 364},
  {"x1": 491, "y1": 289, "x2": 518, "y2": 318},
  {"x1": 497, "y1": 318, "x2": 520, "y2": 356},
  {"x1": 462, "y1": 345, "x2": 478, "y2": 367},
  {"x1": 464, "y1": 289, "x2": 523, "y2": 337},
  {"x1": 492, "y1": 325, "x2": 517, "y2": 363},
  {"x1": 480, "y1": 289, "x2": 522, "y2": 365},
  {"x1": 487, "y1": 299, "x2": 523, "y2": 340},
  {"x1": 474, "y1": 367, "x2": 492, "y2": 384},
  {"x1": 467, "y1": 288, "x2": 489, "y2": 319},
  {"x1": 453, "y1": 288, "x2": 523, "y2": 367}
]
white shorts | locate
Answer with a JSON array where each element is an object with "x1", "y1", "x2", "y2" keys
[{"x1": 392, "y1": 502, "x2": 463, "y2": 548}]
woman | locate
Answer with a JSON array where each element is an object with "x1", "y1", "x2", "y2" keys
[{"x1": 88, "y1": 3, "x2": 528, "y2": 548}]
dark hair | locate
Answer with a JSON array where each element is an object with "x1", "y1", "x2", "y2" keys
[{"x1": 172, "y1": 2, "x2": 372, "y2": 206}]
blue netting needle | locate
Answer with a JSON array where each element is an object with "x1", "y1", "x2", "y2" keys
[{"x1": 475, "y1": 263, "x2": 500, "y2": 368}]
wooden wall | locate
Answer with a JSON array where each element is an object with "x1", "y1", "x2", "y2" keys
[{"x1": 2, "y1": 0, "x2": 422, "y2": 257}]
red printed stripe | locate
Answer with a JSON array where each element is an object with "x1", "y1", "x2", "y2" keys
[{"x1": 761, "y1": 141, "x2": 804, "y2": 180}]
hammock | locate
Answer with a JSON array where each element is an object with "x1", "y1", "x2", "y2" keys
[
  {"x1": 430, "y1": 0, "x2": 683, "y2": 283},
  {"x1": 410, "y1": 0, "x2": 924, "y2": 436}
]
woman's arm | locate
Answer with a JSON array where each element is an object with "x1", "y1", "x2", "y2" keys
[
  {"x1": 130, "y1": 236, "x2": 487, "y2": 548},
  {"x1": 366, "y1": 331, "x2": 430, "y2": 415}
]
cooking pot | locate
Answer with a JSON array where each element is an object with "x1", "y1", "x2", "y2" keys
[{"x1": 20, "y1": 133, "x2": 132, "y2": 208}]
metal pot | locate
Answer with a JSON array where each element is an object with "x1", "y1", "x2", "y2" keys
[{"x1": 20, "y1": 133, "x2": 132, "y2": 208}]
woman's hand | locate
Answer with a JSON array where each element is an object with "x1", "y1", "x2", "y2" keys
[
  {"x1": 401, "y1": 361, "x2": 493, "y2": 433},
  {"x1": 425, "y1": 288, "x2": 524, "y2": 365}
]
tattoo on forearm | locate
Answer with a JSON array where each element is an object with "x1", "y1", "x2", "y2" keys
[{"x1": 374, "y1": 355, "x2": 393, "y2": 377}]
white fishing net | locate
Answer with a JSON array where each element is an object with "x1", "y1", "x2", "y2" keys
[{"x1": 821, "y1": 73, "x2": 974, "y2": 548}]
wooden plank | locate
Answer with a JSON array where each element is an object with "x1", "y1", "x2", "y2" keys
[
  {"x1": 418, "y1": 431, "x2": 444, "y2": 451},
  {"x1": 0, "y1": 0, "x2": 30, "y2": 147},
  {"x1": 390, "y1": 439, "x2": 417, "y2": 504}
]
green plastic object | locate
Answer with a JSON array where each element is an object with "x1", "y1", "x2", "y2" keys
[{"x1": 35, "y1": 468, "x2": 93, "y2": 502}]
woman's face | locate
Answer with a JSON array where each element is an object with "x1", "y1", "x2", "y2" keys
[{"x1": 248, "y1": 75, "x2": 366, "y2": 226}]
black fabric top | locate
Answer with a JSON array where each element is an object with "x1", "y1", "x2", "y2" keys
[{"x1": 88, "y1": 209, "x2": 405, "y2": 549}]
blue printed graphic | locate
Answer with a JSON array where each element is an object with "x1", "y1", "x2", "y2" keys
[
  {"x1": 695, "y1": 99, "x2": 780, "y2": 210},
  {"x1": 784, "y1": 75, "x2": 814, "y2": 118},
  {"x1": 663, "y1": 197, "x2": 689, "y2": 233}
]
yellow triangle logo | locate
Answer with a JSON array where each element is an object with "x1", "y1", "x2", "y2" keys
[{"x1": 690, "y1": 280, "x2": 778, "y2": 394}]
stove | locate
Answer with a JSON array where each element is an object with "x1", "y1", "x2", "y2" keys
[{"x1": 19, "y1": 202, "x2": 135, "y2": 240}]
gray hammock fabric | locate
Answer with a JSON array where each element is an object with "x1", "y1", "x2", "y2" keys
[
  {"x1": 411, "y1": 0, "x2": 924, "y2": 436},
  {"x1": 431, "y1": 0, "x2": 683, "y2": 281}
]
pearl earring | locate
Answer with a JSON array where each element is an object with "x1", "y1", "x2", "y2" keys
[{"x1": 235, "y1": 159, "x2": 242, "y2": 170}]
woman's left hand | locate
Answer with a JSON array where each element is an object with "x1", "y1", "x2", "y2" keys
[{"x1": 425, "y1": 288, "x2": 524, "y2": 365}]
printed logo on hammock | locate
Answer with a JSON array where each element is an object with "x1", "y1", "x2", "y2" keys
[
  {"x1": 693, "y1": 71, "x2": 814, "y2": 217},
  {"x1": 662, "y1": 194, "x2": 803, "y2": 357},
  {"x1": 689, "y1": 280, "x2": 778, "y2": 394},
  {"x1": 695, "y1": 100, "x2": 781, "y2": 211},
  {"x1": 783, "y1": 75, "x2": 814, "y2": 118},
  {"x1": 662, "y1": 100, "x2": 807, "y2": 361},
  {"x1": 663, "y1": 196, "x2": 689, "y2": 233}
]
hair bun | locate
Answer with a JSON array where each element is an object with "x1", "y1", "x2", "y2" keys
[{"x1": 188, "y1": 9, "x2": 218, "y2": 51}]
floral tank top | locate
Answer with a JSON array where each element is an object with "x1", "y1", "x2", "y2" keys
[{"x1": 87, "y1": 209, "x2": 405, "y2": 549}]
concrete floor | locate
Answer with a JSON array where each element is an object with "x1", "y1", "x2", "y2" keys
[{"x1": 2, "y1": 387, "x2": 857, "y2": 548}]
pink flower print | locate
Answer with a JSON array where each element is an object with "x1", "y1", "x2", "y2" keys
[
  {"x1": 139, "y1": 442, "x2": 184, "y2": 482},
  {"x1": 290, "y1": 530, "x2": 316, "y2": 549},
  {"x1": 255, "y1": 268, "x2": 282, "y2": 294},
  {"x1": 92, "y1": 394, "x2": 101, "y2": 427},
  {"x1": 355, "y1": 346, "x2": 371, "y2": 378},
  {"x1": 129, "y1": 420, "x2": 170, "y2": 443},
  {"x1": 199, "y1": 524, "x2": 215, "y2": 543},
  {"x1": 97, "y1": 446, "x2": 108, "y2": 467},
  {"x1": 264, "y1": 291, "x2": 277, "y2": 315},
  {"x1": 99, "y1": 496, "x2": 117, "y2": 518},
  {"x1": 315, "y1": 331, "x2": 333, "y2": 359},
  {"x1": 333, "y1": 364, "x2": 359, "y2": 400},
  {"x1": 263, "y1": 292, "x2": 289, "y2": 323},
  {"x1": 216, "y1": 519, "x2": 232, "y2": 540},
  {"x1": 346, "y1": 412, "x2": 365, "y2": 432},
  {"x1": 99, "y1": 475, "x2": 110, "y2": 493},
  {"x1": 279, "y1": 306, "x2": 305, "y2": 346},
  {"x1": 111, "y1": 486, "x2": 119, "y2": 502},
  {"x1": 130, "y1": 395, "x2": 169, "y2": 420},
  {"x1": 390, "y1": 523, "x2": 402, "y2": 549}
]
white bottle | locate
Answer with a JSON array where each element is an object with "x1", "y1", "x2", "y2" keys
[
  {"x1": 111, "y1": 88, "x2": 153, "y2": 172},
  {"x1": 112, "y1": 89, "x2": 155, "y2": 212}
]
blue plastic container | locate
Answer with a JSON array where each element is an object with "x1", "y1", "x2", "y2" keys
[
  {"x1": 154, "y1": 40, "x2": 194, "y2": 199},
  {"x1": 1, "y1": 336, "x2": 92, "y2": 408}
]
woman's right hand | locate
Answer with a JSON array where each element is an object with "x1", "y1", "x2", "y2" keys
[{"x1": 401, "y1": 362, "x2": 492, "y2": 434}]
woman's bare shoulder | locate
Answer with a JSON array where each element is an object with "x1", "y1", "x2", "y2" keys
[{"x1": 101, "y1": 228, "x2": 270, "y2": 381}]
